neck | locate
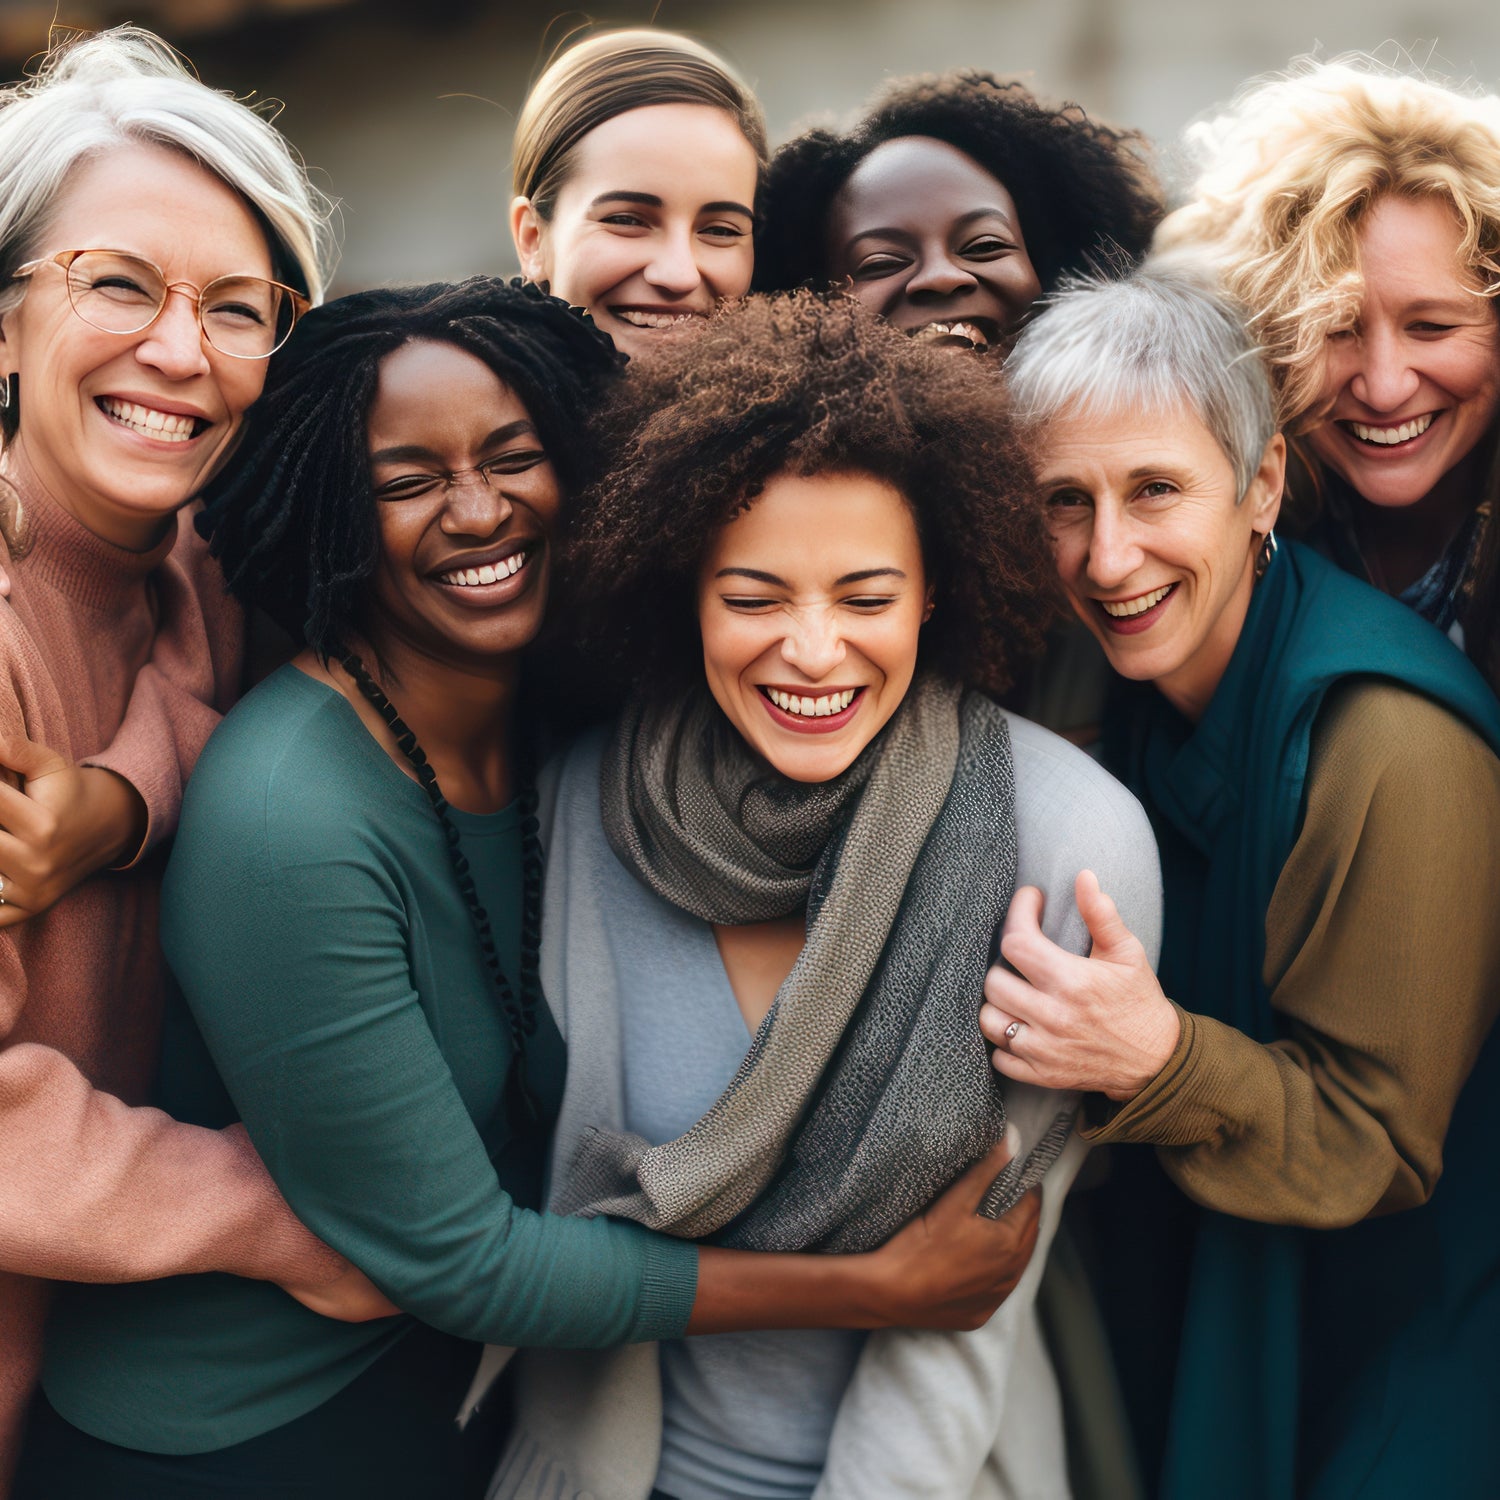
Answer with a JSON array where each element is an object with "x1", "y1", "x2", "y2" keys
[
  {"x1": 327, "y1": 627, "x2": 522, "y2": 814},
  {"x1": 1347, "y1": 437, "x2": 1493, "y2": 596},
  {"x1": 3, "y1": 435, "x2": 174, "y2": 553}
]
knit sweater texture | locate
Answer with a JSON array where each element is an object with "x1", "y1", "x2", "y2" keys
[{"x1": 0, "y1": 460, "x2": 339, "y2": 1486}]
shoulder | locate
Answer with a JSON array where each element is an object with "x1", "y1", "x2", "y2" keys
[
  {"x1": 1003, "y1": 708, "x2": 1156, "y2": 861},
  {"x1": 1308, "y1": 679, "x2": 1500, "y2": 835},
  {"x1": 180, "y1": 666, "x2": 406, "y2": 860},
  {"x1": 1000, "y1": 707, "x2": 1163, "y2": 962}
]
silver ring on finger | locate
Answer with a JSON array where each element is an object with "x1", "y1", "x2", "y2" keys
[{"x1": 1003, "y1": 1019, "x2": 1025, "y2": 1048}]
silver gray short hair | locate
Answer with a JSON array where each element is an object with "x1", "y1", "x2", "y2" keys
[
  {"x1": 1005, "y1": 265, "x2": 1277, "y2": 499},
  {"x1": 0, "y1": 27, "x2": 338, "y2": 317}
]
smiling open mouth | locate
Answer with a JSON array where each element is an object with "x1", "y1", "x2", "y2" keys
[
  {"x1": 913, "y1": 318, "x2": 998, "y2": 351},
  {"x1": 1340, "y1": 412, "x2": 1436, "y2": 448},
  {"x1": 98, "y1": 397, "x2": 208, "y2": 443},
  {"x1": 760, "y1": 687, "x2": 859, "y2": 718},
  {"x1": 1094, "y1": 583, "x2": 1177, "y2": 634},
  {"x1": 757, "y1": 686, "x2": 866, "y2": 733},
  {"x1": 437, "y1": 550, "x2": 530, "y2": 587},
  {"x1": 611, "y1": 309, "x2": 705, "y2": 330}
]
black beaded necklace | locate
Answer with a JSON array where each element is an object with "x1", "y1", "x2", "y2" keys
[{"x1": 340, "y1": 651, "x2": 546, "y2": 1134}]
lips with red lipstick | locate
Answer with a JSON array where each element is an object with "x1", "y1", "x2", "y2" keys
[{"x1": 757, "y1": 685, "x2": 865, "y2": 733}]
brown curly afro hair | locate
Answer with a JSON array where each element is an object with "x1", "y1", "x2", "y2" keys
[
  {"x1": 567, "y1": 290, "x2": 1059, "y2": 700},
  {"x1": 753, "y1": 70, "x2": 1162, "y2": 298}
]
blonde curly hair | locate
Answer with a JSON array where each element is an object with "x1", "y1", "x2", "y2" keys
[{"x1": 1154, "y1": 57, "x2": 1500, "y2": 431}]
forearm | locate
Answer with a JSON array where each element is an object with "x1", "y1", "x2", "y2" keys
[
  {"x1": 1087, "y1": 686, "x2": 1500, "y2": 1229},
  {"x1": 85, "y1": 666, "x2": 219, "y2": 863},
  {"x1": 689, "y1": 1245, "x2": 886, "y2": 1334},
  {"x1": 1080, "y1": 1008, "x2": 1419, "y2": 1227},
  {"x1": 0, "y1": 1042, "x2": 342, "y2": 1286}
]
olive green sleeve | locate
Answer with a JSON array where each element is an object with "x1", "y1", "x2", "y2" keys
[{"x1": 1082, "y1": 681, "x2": 1500, "y2": 1228}]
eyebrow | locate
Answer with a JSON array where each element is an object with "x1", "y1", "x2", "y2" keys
[
  {"x1": 714, "y1": 566, "x2": 908, "y2": 585},
  {"x1": 1040, "y1": 463, "x2": 1189, "y2": 487},
  {"x1": 1404, "y1": 297, "x2": 1484, "y2": 317},
  {"x1": 369, "y1": 419, "x2": 536, "y2": 465},
  {"x1": 590, "y1": 190, "x2": 754, "y2": 218}
]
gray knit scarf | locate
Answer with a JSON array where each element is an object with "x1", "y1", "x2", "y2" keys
[{"x1": 558, "y1": 674, "x2": 1059, "y2": 1253}]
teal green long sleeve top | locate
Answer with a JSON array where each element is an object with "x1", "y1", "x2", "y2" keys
[{"x1": 41, "y1": 667, "x2": 698, "y2": 1455}]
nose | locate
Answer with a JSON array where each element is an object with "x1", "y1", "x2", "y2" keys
[
  {"x1": 1348, "y1": 324, "x2": 1421, "y2": 413},
  {"x1": 779, "y1": 606, "x2": 847, "y2": 679},
  {"x1": 904, "y1": 246, "x2": 978, "y2": 300},
  {"x1": 133, "y1": 286, "x2": 211, "y2": 380},
  {"x1": 441, "y1": 471, "x2": 514, "y2": 537},
  {"x1": 643, "y1": 227, "x2": 705, "y2": 297},
  {"x1": 1084, "y1": 504, "x2": 1145, "y2": 591}
]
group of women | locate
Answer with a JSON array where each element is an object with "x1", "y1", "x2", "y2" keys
[{"x1": 0, "y1": 18, "x2": 1495, "y2": 1500}]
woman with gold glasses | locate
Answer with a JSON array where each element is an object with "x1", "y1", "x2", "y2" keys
[
  {"x1": 10, "y1": 248, "x2": 310, "y2": 362},
  {"x1": 0, "y1": 25, "x2": 379, "y2": 1489}
]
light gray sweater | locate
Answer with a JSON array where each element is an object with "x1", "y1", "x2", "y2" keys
[{"x1": 486, "y1": 711, "x2": 1163, "y2": 1500}]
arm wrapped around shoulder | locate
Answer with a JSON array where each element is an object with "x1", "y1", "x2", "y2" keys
[{"x1": 1086, "y1": 681, "x2": 1500, "y2": 1228}]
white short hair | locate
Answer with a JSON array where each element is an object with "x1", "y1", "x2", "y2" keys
[
  {"x1": 1005, "y1": 265, "x2": 1276, "y2": 500},
  {"x1": 0, "y1": 27, "x2": 338, "y2": 315}
]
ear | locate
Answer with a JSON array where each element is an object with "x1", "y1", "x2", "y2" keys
[
  {"x1": 0, "y1": 298, "x2": 19, "y2": 384},
  {"x1": 510, "y1": 196, "x2": 550, "y2": 288},
  {"x1": 922, "y1": 583, "x2": 936, "y2": 623},
  {"x1": 1245, "y1": 431, "x2": 1285, "y2": 536}
]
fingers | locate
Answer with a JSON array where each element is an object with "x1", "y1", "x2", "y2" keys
[
  {"x1": 982, "y1": 964, "x2": 1055, "y2": 1035},
  {"x1": 0, "y1": 731, "x2": 68, "y2": 783},
  {"x1": 0, "y1": 780, "x2": 52, "y2": 843},
  {"x1": 1001, "y1": 885, "x2": 1046, "y2": 943},
  {"x1": 1075, "y1": 870, "x2": 1140, "y2": 962},
  {"x1": 1003, "y1": 1185, "x2": 1043, "y2": 1242}
]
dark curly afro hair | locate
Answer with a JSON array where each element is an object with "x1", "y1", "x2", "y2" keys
[
  {"x1": 753, "y1": 70, "x2": 1162, "y2": 298},
  {"x1": 567, "y1": 290, "x2": 1059, "y2": 700}
]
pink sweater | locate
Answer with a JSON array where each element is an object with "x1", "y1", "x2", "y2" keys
[{"x1": 0, "y1": 460, "x2": 340, "y2": 1484}]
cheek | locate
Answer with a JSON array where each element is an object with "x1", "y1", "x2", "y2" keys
[
  {"x1": 699, "y1": 611, "x2": 765, "y2": 686},
  {"x1": 219, "y1": 364, "x2": 269, "y2": 423},
  {"x1": 551, "y1": 228, "x2": 637, "y2": 304},
  {"x1": 868, "y1": 605, "x2": 926, "y2": 681},
  {"x1": 712, "y1": 243, "x2": 756, "y2": 300},
  {"x1": 844, "y1": 279, "x2": 892, "y2": 313}
]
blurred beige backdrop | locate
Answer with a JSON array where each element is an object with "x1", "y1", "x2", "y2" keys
[{"x1": 0, "y1": 0, "x2": 1495, "y2": 292}]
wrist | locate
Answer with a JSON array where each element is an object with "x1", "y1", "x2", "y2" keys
[
  {"x1": 81, "y1": 767, "x2": 148, "y2": 868},
  {"x1": 1107, "y1": 998, "x2": 1183, "y2": 1101}
]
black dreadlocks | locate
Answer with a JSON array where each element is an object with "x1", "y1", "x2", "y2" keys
[{"x1": 199, "y1": 276, "x2": 622, "y2": 660}]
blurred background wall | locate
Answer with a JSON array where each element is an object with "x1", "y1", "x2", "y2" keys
[{"x1": 0, "y1": 0, "x2": 1495, "y2": 292}]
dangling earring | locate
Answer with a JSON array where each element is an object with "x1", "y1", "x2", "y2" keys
[
  {"x1": 0, "y1": 374, "x2": 13, "y2": 411},
  {"x1": 1254, "y1": 528, "x2": 1278, "y2": 581}
]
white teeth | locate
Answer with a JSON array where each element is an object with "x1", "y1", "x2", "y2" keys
[
  {"x1": 766, "y1": 688, "x2": 857, "y2": 717},
  {"x1": 440, "y1": 552, "x2": 527, "y2": 586},
  {"x1": 614, "y1": 309, "x2": 700, "y2": 329},
  {"x1": 1349, "y1": 413, "x2": 1435, "y2": 445},
  {"x1": 1100, "y1": 584, "x2": 1172, "y2": 618},
  {"x1": 100, "y1": 397, "x2": 198, "y2": 443}
]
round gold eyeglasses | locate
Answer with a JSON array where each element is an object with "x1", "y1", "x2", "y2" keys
[{"x1": 11, "y1": 248, "x2": 311, "y2": 360}]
